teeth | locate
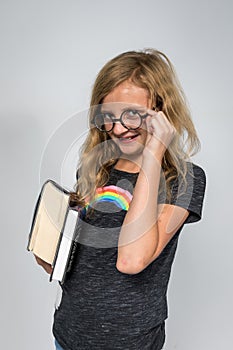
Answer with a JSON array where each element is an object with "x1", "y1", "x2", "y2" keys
[{"x1": 118, "y1": 135, "x2": 139, "y2": 141}]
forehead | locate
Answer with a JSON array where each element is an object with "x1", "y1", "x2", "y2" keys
[
  {"x1": 100, "y1": 102, "x2": 147, "y2": 114},
  {"x1": 102, "y1": 81, "x2": 150, "y2": 107}
]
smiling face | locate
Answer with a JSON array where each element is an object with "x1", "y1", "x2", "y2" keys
[{"x1": 102, "y1": 81, "x2": 151, "y2": 165}]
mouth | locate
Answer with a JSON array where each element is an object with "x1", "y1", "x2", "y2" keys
[{"x1": 118, "y1": 134, "x2": 139, "y2": 143}]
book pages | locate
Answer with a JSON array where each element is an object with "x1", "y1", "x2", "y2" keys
[{"x1": 28, "y1": 181, "x2": 69, "y2": 264}]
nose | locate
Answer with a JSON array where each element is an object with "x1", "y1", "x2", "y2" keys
[{"x1": 111, "y1": 121, "x2": 128, "y2": 135}]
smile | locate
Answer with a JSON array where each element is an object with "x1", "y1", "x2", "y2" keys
[{"x1": 119, "y1": 135, "x2": 139, "y2": 143}]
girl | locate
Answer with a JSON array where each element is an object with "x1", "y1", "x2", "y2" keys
[{"x1": 36, "y1": 49, "x2": 206, "y2": 350}]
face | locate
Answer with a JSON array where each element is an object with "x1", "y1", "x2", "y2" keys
[{"x1": 102, "y1": 81, "x2": 151, "y2": 159}]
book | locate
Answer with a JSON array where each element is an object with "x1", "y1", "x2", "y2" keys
[{"x1": 27, "y1": 180, "x2": 83, "y2": 284}]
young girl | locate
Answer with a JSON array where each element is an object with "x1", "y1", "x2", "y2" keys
[{"x1": 35, "y1": 49, "x2": 206, "y2": 350}]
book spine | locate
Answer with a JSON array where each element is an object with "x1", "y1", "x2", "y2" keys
[
  {"x1": 60, "y1": 207, "x2": 85, "y2": 284},
  {"x1": 65, "y1": 206, "x2": 86, "y2": 273},
  {"x1": 50, "y1": 207, "x2": 84, "y2": 284}
]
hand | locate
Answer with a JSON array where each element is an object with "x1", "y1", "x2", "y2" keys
[
  {"x1": 143, "y1": 110, "x2": 176, "y2": 161},
  {"x1": 34, "y1": 254, "x2": 53, "y2": 274}
]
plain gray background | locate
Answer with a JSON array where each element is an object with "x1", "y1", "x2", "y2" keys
[{"x1": 0, "y1": 0, "x2": 232, "y2": 349}]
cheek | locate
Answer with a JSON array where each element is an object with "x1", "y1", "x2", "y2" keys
[{"x1": 140, "y1": 129, "x2": 148, "y2": 143}]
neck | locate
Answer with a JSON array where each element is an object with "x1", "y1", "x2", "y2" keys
[{"x1": 114, "y1": 154, "x2": 142, "y2": 173}]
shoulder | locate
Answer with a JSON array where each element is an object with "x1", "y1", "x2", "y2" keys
[
  {"x1": 163, "y1": 161, "x2": 207, "y2": 224},
  {"x1": 168, "y1": 161, "x2": 206, "y2": 193},
  {"x1": 182, "y1": 162, "x2": 206, "y2": 223},
  {"x1": 190, "y1": 162, "x2": 206, "y2": 182},
  {"x1": 186, "y1": 162, "x2": 207, "y2": 195}
]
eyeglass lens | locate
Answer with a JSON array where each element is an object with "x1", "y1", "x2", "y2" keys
[{"x1": 94, "y1": 110, "x2": 144, "y2": 132}]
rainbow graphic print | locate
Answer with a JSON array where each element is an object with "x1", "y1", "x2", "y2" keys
[{"x1": 87, "y1": 185, "x2": 133, "y2": 211}]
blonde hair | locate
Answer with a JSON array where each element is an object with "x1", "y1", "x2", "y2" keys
[{"x1": 71, "y1": 49, "x2": 200, "y2": 205}]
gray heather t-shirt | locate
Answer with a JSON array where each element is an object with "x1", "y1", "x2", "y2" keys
[{"x1": 53, "y1": 163, "x2": 206, "y2": 350}]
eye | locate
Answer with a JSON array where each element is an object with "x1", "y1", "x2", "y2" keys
[
  {"x1": 124, "y1": 109, "x2": 139, "y2": 118},
  {"x1": 102, "y1": 112, "x2": 113, "y2": 118},
  {"x1": 102, "y1": 112, "x2": 114, "y2": 122},
  {"x1": 94, "y1": 112, "x2": 114, "y2": 132}
]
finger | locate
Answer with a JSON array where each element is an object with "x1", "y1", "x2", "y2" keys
[
  {"x1": 141, "y1": 114, "x2": 152, "y2": 132},
  {"x1": 148, "y1": 114, "x2": 163, "y2": 133},
  {"x1": 146, "y1": 110, "x2": 167, "y2": 128},
  {"x1": 154, "y1": 112, "x2": 176, "y2": 136},
  {"x1": 45, "y1": 265, "x2": 53, "y2": 274},
  {"x1": 157, "y1": 111, "x2": 176, "y2": 131},
  {"x1": 146, "y1": 108, "x2": 158, "y2": 116},
  {"x1": 145, "y1": 115, "x2": 156, "y2": 134},
  {"x1": 34, "y1": 255, "x2": 53, "y2": 274}
]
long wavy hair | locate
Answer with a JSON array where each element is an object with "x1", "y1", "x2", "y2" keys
[{"x1": 71, "y1": 49, "x2": 200, "y2": 206}]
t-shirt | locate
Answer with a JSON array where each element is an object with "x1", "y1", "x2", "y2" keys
[{"x1": 52, "y1": 163, "x2": 206, "y2": 350}]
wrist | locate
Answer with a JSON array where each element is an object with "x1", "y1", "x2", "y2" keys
[
  {"x1": 142, "y1": 146, "x2": 163, "y2": 165},
  {"x1": 140, "y1": 151, "x2": 162, "y2": 181}
]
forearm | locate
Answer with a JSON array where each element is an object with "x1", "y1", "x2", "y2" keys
[{"x1": 117, "y1": 153, "x2": 161, "y2": 274}]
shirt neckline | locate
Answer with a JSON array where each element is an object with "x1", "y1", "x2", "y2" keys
[{"x1": 111, "y1": 167, "x2": 139, "y2": 176}]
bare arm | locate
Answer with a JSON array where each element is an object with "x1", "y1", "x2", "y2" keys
[{"x1": 116, "y1": 111, "x2": 188, "y2": 274}]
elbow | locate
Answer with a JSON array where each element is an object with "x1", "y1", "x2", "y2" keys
[{"x1": 116, "y1": 256, "x2": 147, "y2": 275}]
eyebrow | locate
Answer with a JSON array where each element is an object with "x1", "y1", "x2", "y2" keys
[{"x1": 101, "y1": 105, "x2": 146, "y2": 114}]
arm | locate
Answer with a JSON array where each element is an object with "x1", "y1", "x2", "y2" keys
[{"x1": 116, "y1": 111, "x2": 188, "y2": 274}]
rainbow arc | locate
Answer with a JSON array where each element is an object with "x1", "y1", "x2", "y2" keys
[{"x1": 87, "y1": 185, "x2": 132, "y2": 211}]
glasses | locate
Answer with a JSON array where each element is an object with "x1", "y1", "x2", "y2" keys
[{"x1": 92, "y1": 109, "x2": 149, "y2": 132}]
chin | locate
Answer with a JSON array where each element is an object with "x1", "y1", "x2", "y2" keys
[{"x1": 119, "y1": 145, "x2": 144, "y2": 157}]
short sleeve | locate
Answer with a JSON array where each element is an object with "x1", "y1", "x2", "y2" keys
[{"x1": 158, "y1": 162, "x2": 206, "y2": 224}]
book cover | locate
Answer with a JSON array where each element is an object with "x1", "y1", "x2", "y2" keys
[{"x1": 27, "y1": 180, "x2": 83, "y2": 284}]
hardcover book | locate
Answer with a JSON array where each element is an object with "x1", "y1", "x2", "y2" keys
[{"x1": 27, "y1": 180, "x2": 83, "y2": 284}]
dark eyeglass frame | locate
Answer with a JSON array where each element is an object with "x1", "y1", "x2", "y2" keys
[{"x1": 92, "y1": 109, "x2": 150, "y2": 132}]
